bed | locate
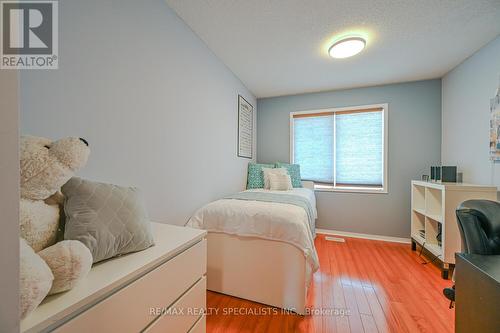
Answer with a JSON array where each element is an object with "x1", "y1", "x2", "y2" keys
[{"x1": 186, "y1": 181, "x2": 318, "y2": 314}]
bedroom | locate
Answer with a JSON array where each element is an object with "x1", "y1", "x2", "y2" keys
[{"x1": 1, "y1": 0, "x2": 500, "y2": 332}]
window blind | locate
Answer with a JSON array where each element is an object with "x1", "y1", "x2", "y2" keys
[
  {"x1": 292, "y1": 108, "x2": 384, "y2": 188},
  {"x1": 335, "y1": 110, "x2": 383, "y2": 186},
  {"x1": 293, "y1": 114, "x2": 334, "y2": 182}
]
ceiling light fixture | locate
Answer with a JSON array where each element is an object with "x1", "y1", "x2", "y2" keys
[{"x1": 328, "y1": 37, "x2": 366, "y2": 59}]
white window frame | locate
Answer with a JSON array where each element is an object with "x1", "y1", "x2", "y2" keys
[{"x1": 290, "y1": 103, "x2": 388, "y2": 194}]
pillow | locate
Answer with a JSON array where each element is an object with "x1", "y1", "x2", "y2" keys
[
  {"x1": 62, "y1": 177, "x2": 155, "y2": 263},
  {"x1": 262, "y1": 167, "x2": 288, "y2": 189},
  {"x1": 246, "y1": 163, "x2": 274, "y2": 189},
  {"x1": 269, "y1": 174, "x2": 293, "y2": 191},
  {"x1": 275, "y1": 162, "x2": 302, "y2": 188}
]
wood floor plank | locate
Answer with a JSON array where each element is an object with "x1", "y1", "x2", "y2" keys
[
  {"x1": 340, "y1": 240, "x2": 372, "y2": 316},
  {"x1": 318, "y1": 235, "x2": 336, "y2": 333},
  {"x1": 363, "y1": 286, "x2": 389, "y2": 333},
  {"x1": 353, "y1": 241, "x2": 402, "y2": 332},
  {"x1": 351, "y1": 239, "x2": 414, "y2": 333},
  {"x1": 327, "y1": 238, "x2": 351, "y2": 333},
  {"x1": 347, "y1": 239, "x2": 396, "y2": 333},
  {"x1": 360, "y1": 314, "x2": 379, "y2": 333},
  {"x1": 332, "y1": 239, "x2": 366, "y2": 333},
  {"x1": 206, "y1": 234, "x2": 455, "y2": 333}
]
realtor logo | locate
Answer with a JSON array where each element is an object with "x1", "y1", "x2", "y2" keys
[{"x1": 1, "y1": 0, "x2": 58, "y2": 69}]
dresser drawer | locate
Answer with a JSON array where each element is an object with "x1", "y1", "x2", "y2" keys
[
  {"x1": 55, "y1": 239, "x2": 207, "y2": 333},
  {"x1": 189, "y1": 314, "x2": 206, "y2": 333},
  {"x1": 145, "y1": 276, "x2": 206, "y2": 333}
]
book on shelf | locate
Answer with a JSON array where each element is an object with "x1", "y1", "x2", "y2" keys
[{"x1": 419, "y1": 229, "x2": 425, "y2": 238}]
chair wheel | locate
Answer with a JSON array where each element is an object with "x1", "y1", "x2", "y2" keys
[{"x1": 443, "y1": 286, "x2": 455, "y2": 302}]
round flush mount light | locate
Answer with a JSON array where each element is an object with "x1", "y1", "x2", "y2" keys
[{"x1": 328, "y1": 37, "x2": 366, "y2": 59}]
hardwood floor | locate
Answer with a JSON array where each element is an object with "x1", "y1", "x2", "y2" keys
[{"x1": 206, "y1": 234, "x2": 455, "y2": 333}]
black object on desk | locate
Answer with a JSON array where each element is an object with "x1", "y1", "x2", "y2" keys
[{"x1": 455, "y1": 253, "x2": 500, "y2": 333}]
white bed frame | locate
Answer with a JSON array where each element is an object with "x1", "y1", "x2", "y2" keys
[{"x1": 206, "y1": 181, "x2": 315, "y2": 315}]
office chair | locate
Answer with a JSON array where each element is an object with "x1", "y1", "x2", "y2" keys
[{"x1": 443, "y1": 199, "x2": 500, "y2": 307}]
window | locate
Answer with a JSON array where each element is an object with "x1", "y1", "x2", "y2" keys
[{"x1": 291, "y1": 104, "x2": 388, "y2": 193}]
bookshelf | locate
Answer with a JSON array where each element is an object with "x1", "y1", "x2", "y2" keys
[{"x1": 410, "y1": 180, "x2": 496, "y2": 278}]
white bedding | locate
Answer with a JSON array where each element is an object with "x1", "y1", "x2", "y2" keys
[{"x1": 186, "y1": 188, "x2": 319, "y2": 271}]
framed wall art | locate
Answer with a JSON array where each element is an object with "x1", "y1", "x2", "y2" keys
[{"x1": 238, "y1": 95, "x2": 253, "y2": 159}]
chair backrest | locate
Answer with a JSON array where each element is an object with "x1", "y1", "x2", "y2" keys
[{"x1": 456, "y1": 200, "x2": 500, "y2": 255}]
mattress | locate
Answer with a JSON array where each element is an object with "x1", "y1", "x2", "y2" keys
[{"x1": 186, "y1": 188, "x2": 319, "y2": 271}]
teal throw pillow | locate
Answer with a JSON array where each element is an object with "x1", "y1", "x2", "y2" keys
[{"x1": 247, "y1": 163, "x2": 274, "y2": 189}]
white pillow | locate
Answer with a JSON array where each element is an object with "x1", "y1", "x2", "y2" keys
[
  {"x1": 269, "y1": 174, "x2": 293, "y2": 191},
  {"x1": 262, "y1": 167, "x2": 288, "y2": 189}
]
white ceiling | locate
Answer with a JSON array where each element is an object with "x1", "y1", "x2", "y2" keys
[{"x1": 165, "y1": 0, "x2": 500, "y2": 98}]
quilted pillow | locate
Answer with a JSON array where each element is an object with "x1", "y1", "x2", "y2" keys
[
  {"x1": 246, "y1": 163, "x2": 274, "y2": 189},
  {"x1": 275, "y1": 162, "x2": 302, "y2": 188},
  {"x1": 62, "y1": 177, "x2": 154, "y2": 263}
]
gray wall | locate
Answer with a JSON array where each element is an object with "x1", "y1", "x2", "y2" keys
[
  {"x1": 442, "y1": 36, "x2": 500, "y2": 186},
  {"x1": 257, "y1": 80, "x2": 442, "y2": 238},
  {"x1": 21, "y1": 0, "x2": 256, "y2": 225},
  {"x1": 0, "y1": 71, "x2": 20, "y2": 332}
]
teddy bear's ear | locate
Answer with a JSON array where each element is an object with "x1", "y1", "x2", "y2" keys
[
  {"x1": 20, "y1": 136, "x2": 53, "y2": 193},
  {"x1": 21, "y1": 135, "x2": 52, "y2": 148}
]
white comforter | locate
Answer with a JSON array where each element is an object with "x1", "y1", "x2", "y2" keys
[{"x1": 186, "y1": 188, "x2": 319, "y2": 271}]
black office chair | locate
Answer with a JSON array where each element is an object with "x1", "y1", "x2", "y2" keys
[
  {"x1": 456, "y1": 200, "x2": 500, "y2": 255},
  {"x1": 443, "y1": 199, "x2": 500, "y2": 307}
]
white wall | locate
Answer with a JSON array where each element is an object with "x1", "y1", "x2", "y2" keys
[
  {"x1": 442, "y1": 36, "x2": 500, "y2": 185},
  {"x1": 257, "y1": 80, "x2": 442, "y2": 238},
  {"x1": 21, "y1": 0, "x2": 256, "y2": 225},
  {"x1": 0, "y1": 70, "x2": 20, "y2": 332}
]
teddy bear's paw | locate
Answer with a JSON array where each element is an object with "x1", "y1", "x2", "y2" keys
[
  {"x1": 38, "y1": 240, "x2": 92, "y2": 295},
  {"x1": 20, "y1": 238, "x2": 54, "y2": 319},
  {"x1": 44, "y1": 191, "x2": 65, "y2": 206},
  {"x1": 20, "y1": 199, "x2": 59, "y2": 252}
]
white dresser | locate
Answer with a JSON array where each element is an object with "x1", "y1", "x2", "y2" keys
[
  {"x1": 410, "y1": 180, "x2": 497, "y2": 278},
  {"x1": 21, "y1": 223, "x2": 207, "y2": 333}
]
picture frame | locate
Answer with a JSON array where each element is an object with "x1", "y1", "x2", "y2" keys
[
  {"x1": 237, "y1": 95, "x2": 253, "y2": 159},
  {"x1": 489, "y1": 75, "x2": 500, "y2": 161}
]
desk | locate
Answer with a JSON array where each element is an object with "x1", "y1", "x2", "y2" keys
[{"x1": 455, "y1": 253, "x2": 500, "y2": 333}]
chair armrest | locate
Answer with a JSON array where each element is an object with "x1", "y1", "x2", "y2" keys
[{"x1": 301, "y1": 181, "x2": 314, "y2": 190}]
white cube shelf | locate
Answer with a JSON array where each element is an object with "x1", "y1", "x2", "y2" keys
[{"x1": 410, "y1": 180, "x2": 497, "y2": 278}]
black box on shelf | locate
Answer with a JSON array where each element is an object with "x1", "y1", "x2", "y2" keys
[
  {"x1": 431, "y1": 166, "x2": 446, "y2": 181},
  {"x1": 442, "y1": 166, "x2": 457, "y2": 182},
  {"x1": 431, "y1": 166, "x2": 436, "y2": 181}
]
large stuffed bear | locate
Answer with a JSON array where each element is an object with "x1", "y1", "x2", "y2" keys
[{"x1": 20, "y1": 136, "x2": 93, "y2": 319}]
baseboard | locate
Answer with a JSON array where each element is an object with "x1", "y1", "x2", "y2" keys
[{"x1": 316, "y1": 228, "x2": 411, "y2": 244}]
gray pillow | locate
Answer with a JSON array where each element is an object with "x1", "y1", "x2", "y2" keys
[{"x1": 62, "y1": 177, "x2": 154, "y2": 263}]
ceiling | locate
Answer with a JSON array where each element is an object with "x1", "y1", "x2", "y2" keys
[{"x1": 165, "y1": 0, "x2": 500, "y2": 98}]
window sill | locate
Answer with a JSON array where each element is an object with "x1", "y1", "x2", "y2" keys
[{"x1": 313, "y1": 185, "x2": 388, "y2": 194}]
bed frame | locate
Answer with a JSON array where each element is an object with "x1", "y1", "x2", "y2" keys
[{"x1": 206, "y1": 181, "x2": 315, "y2": 315}]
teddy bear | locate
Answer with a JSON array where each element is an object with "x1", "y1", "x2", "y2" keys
[{"x1": 20, "y1": 135, "x2": 93, "y2": 319}]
